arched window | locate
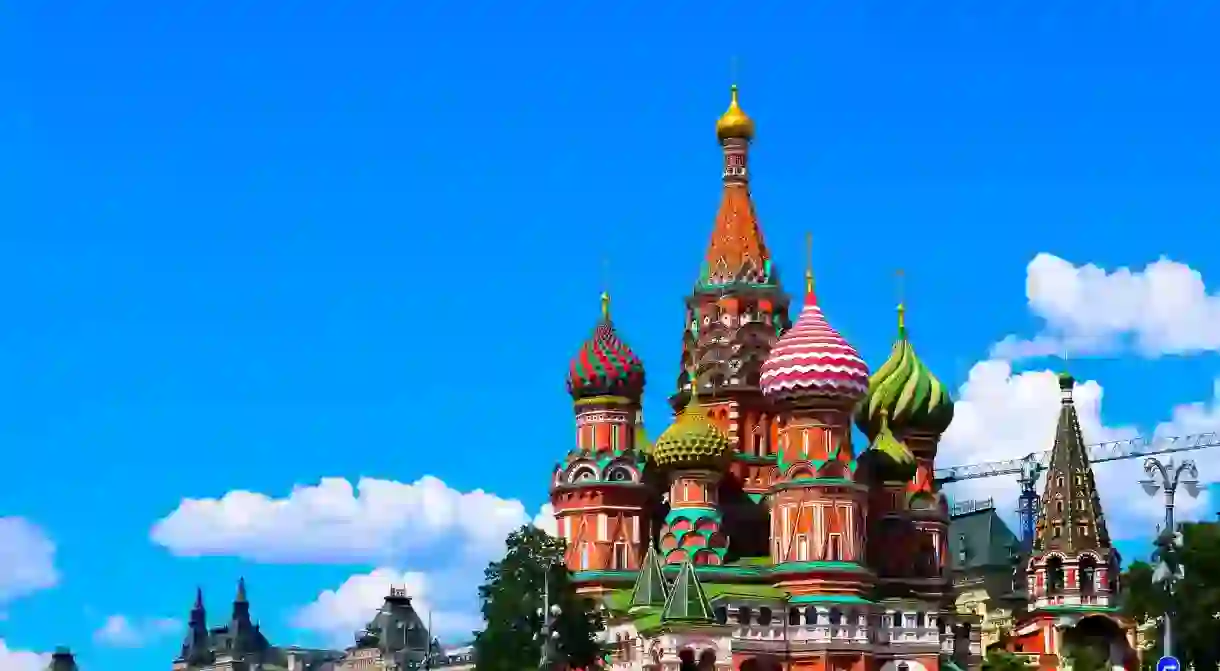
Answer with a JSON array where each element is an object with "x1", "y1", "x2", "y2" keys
[
  {"x1": 1047, "y1": 556, "x2": 1065, "y2": 595},
  {"x1": 736, "y1": 606, "x2": 752, "y2": 626},
  {"x1": 828, "y1": 607, "x2": 842, "y2": 625},
  {"x1": 804, "y1": 606, "x2": 818, "y2": 625},
  {"x1": 788, "y1": 608, "x2": 801, "y2": 626},
  {"x1": 1079, "y1": 555, "x2": 1097, "y2": 595},
  {"x1": 757, "y1": 607, "x2": 773, "y2": 626},
  {"x1": 892, "y1": 611, "x2": 902, "y2": 628},
  {"x1": 713, "y1": 606, "x2": 727, "y2": 625}
]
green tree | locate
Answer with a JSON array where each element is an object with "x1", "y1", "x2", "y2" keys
[
  {"x1": 473, "y1": 525, "x2": 605, "y2": 671},
  {"x1": 1121, "y1": 520, "x2": 1220, "y2": 671},
  {"x1": 981, "y1": 648, "x2": 1035, "y2": 671},
  {"x1": 1064, "y1": 644, "x2": 1108, "y2": 671}
]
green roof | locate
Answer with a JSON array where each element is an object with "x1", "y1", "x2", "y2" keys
[
  {"x1": 949, "y1": 505, "x2": 1020, "y2": 572},
  {"x1": 628, "y1": 546, "x2": 670, "y2": 610},
  {"x1": 661, "y1": 561, "x2": 715, "y2": 623}
]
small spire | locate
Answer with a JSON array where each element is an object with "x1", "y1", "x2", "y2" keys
[
  {"x1": 194, "y1": 586, "x2": 204, "y2": 610},
  {"x1": 896, "y1": 269, "x2": 907, "y2": 339},
  {"x1": 804, "y1": 232, "x2": 815, "y2": 298},
  {"x1": 600, "y1": 291, "x2": 611, "y2": 321},
  {"x1": 235, "y1": 577, "x2": 247, "y2": 603}
]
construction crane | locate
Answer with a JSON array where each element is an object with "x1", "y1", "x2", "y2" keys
[{"x1": 933, "y1": 432, "x2": 1220, "y2": 549}]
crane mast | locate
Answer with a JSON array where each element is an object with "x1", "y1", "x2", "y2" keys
[{"x1": 933, "y1": 431, "x2": 1220, "y2": 549}]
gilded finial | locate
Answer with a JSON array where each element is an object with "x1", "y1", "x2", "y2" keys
[
  {"x1": 716, "y1": 83, "x2": 755, "y2": 141},
  {"x1": 896, "y1": 269, "x2": 907, "y2": 338},
  {"x1": 600, "y1": 291, "x2": 611, "y2": 321},
  {"x1": 804, "y1": 232, "x2": 815, "y2": 297}
]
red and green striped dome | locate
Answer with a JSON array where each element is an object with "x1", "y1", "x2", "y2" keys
[{"x1": 567, "y1": 294, "x2": 646, "y2": 401}]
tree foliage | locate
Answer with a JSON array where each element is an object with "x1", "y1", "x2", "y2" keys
[
  {"x1": 1121, "y1": 520, "x2": 1220, "y2": 671},
  {"x1": 473, "y1": 525, "x2": 605, "y2": 671},
  {"x1": 981, "y1": 648, "x2": 1035, "y2": 671}
]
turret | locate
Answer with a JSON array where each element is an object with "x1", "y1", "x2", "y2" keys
[
  {"x1": 552, "y1": 293, "x2": 651, "y2": 594},
  {"x1": 176, "y1": 587, "x2": 210, "y2": 665},
  {"x1": 653, "y1": 376, "x2": 733, "y2": 566},
  {"x1": 855, "y1": 299, "x2": 954, "y2": 588},
  {"x1": 759, "y1": 246, "x2": 872, "y2": 602},
  {"x1": 1026, "y1": 373, "x2": 1118, "y2": 609},
  {"x1": 672, "y1": 84, "x2": 791, "y2": 558},
  {"x1": 48, "y1": 648, "x2": 78, "y2": 671}
]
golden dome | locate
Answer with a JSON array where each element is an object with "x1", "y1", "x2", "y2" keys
[
  {"x1": 715, "y1": 84, "x2": 755, "y2": 141},
  {"x1": 652, "y1": 380, "x2": 731, "y2": 470}
]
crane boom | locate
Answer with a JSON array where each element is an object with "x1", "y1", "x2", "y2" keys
[
  {"x1": 933, "y1": 431, "x2": 1220, "y2": 484},
  {"x1": 933, "y1": 431, "x2": 1220, "y2": 550}
]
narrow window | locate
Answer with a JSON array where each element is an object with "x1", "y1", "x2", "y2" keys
[{"x1": 613, "y1": 542, "x2": 629, "y2": 570}]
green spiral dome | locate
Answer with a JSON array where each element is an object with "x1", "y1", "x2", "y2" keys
[
  {"x1": 855, "y1": 305, "x2": 954, "y2": 439},
  {"x1": 859, "y1": 410, "x2": 917, "y2": 482},
  {"x1": 652, "y1": 395, "x2": 731, "y2": 470}
]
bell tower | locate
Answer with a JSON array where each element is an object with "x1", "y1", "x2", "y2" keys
[{"x1": 672, "y1": 84, "x2": 791, "y2": 558}]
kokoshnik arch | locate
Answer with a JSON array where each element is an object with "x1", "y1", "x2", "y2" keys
[{"x1": 548, "y1": 85, "x2": 1136, "y2": 671}]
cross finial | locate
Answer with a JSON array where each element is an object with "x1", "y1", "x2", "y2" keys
[
  {"x1": 600, "y1": 257, "x2": 612, "y2": 321},
  {"x1": 896, "y1": 268, "x2": 907, "y2": 337},
  {"x1": 804, "y1": 232, "x2": 815, "y2": 297}
]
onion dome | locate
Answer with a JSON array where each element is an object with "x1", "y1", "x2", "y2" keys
[
  {"x1": 652, "y1": 377, "x2": 731, "y2": 470},
  {"x1": 855, "y1": 304, "x2": 954, "y2": 439},
  {"x1": 858, "y1": 410, "x2": 917, "y2": 483},
  {"x1": 567, "y1": 292, "x2": 645, "y2": 401},
  {"x1": 760, "y1": 268, "x2": 870, "y2": 403},
  {"x1": 715, "y1": 84, "x2": 755, "y2": 142}
]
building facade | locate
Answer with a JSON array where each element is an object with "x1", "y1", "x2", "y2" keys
[
  {"x1": 1006, "y1": 375, "x2": 1136, "y2": 670},
  {"x1": 946, "y1": 499, "x2": 1025, "y2": 650},
  {"x1": 171, "y1": 580, "x2": 344, "y2": 671},
  {"x1": 550, "y1": 85, "x2": 982, "y2": 671}
]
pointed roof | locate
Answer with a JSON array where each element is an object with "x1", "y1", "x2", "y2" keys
[
  {"x1": 660, "y1": 561, "x2": 715, "y2": 623},
  {"x1": 1033, "y1": 373, "x2": 1112, "y2": 553},
  {"x1": 194, "y1": 586, "x2": 205, "y2": 610},
  {"x1": 235, "y1": 577, "x2": 248, "y2": 603},
  {"x1": 700, "y1": 178, "x2": 772, "y2": 288},
  {"x1": 627, "y1": 545, "x2": 670, "y2": 610},
  {"x1": 699, "y1": 85, "x2": 774, "y2": 290}
]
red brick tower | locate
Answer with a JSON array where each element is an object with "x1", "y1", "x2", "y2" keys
[
  {"x1": 551, "y1": 293, "x2": 652, "y2": 595},
  {"x1": 672, "y1": 85, "x2": 792, "y2": 558}
]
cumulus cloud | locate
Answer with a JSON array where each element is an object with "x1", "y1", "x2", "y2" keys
[
  {"x1": 293, "y1": 568, "x2": 482, "y2": 647},
  {"x1": 992, "y1": 254, "x2": 1220, "y2": 360},
  {"x1": 152, "y1": 475, "x2": 554, "y2": 563},
  {"x1": 532, "y1": 503, "x2": 557, "y2": 536},
  {"x1": 0, "y1": 518, "x2": 59, "y2": 603},
  {"x1": 93, "y1": 615, "x2": 181, "y2": 648},
  {"x1": 939, "y1": 360, "x2": 1219, "y2": 540},
  {"x1": 0, "y1": 640, "x2": 48, "y2": 671}
]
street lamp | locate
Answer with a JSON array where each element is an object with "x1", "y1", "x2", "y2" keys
[
  {"x1": 1140, "y1": 457, "x2": 1200, "y2": 660},
  {"x1": 535, "y1": 560, "x2": 563, "y2": 671}
]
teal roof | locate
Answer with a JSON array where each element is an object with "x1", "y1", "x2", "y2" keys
[
  {"x1": 661, "y1": 561, "x2": 715, "y2": 623},
  {"x1": 949, "y1": 504, "x2": 1020, "y2": 572},
  {"x1": 628, "y1": 546, "x2": 669, "y2": 610}
]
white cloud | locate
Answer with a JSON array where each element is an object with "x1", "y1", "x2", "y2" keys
[
  {"x1": 151, "y1": 475, "x2": 554, "y2": 563},
  {"x1": 992, "y1": 254, "x2": 1220, "y2": 360},
  {"x1": 532, "y1": 503, "x2": 557, "y2": 536},
  {"x1": 939, "y1": 360, "x2": 1219, "y2": 540},
  {"x1": 0, "y1": 518, "x2": 59, "y2": 603},
  {"x1": 0, "y1": 640, "x2": 48, "y2": 671},
  {"x1": 93, "y1": 614, "x2": 181, "y2": 648},
  {"x1": 293, "y1": 568, "x2": 482, "y2": 648}
]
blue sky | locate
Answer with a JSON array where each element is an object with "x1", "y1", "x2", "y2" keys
[{"x1": 4, "y1": 1, "x2": 1220, "y2": 669}]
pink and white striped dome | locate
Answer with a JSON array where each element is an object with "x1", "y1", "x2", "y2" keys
[{"x1": 760, "y1": 292, "x2": 870, "y2": 403}]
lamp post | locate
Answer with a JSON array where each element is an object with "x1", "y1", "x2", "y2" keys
[
  {"x1": 536, "y1": 560, "x2": 563, "y2": 671},
  {"x1": 1140, "y1": 457, "x2": 1200, "y2": 660}
]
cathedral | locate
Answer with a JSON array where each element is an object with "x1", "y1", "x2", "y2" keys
[
  {"x1": 550, "y1": 84, "x2": 974, "y2": 671},
  {"x1": 548, "y1": 85, "x2": 1135, "y2": 671}
]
